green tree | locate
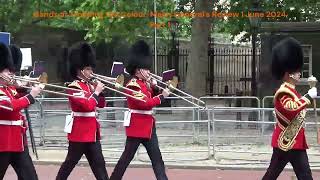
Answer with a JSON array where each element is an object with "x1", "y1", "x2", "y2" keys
[
  {"x1": 36, "y1": 0, "x2": 177, "y2": 43},
  {"x1": 0, "y1": 0, "x2": 36, "y2": 33},
  {"x1": 217, "y1": 0, "x2": 320, "y2": 42},
  {"x1": 186, "y1": 0, "x2": 213, "y2": 97}
]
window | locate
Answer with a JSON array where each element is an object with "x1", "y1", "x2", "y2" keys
[{"x1": 299, "y1": 45, "x2": 312, "y2": 83}]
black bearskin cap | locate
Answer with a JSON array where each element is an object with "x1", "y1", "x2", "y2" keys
[
  {"x1": 0, "y1": 43, "x2": 14, "y2": 72},
  {"x1": 9, "y1": 44, "x2": 22, "y2": 72},
  {"x1": 68, "y1": 42, "x2": 96, "y2": 79},
  {"x1": 271, "y1": 37, "x2": 303, "y2": 80},
  {"x1": 126, "y1": 40, "x2": 152, "y2": 75}
]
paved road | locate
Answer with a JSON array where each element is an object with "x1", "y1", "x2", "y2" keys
[{"x1": 4, "y1": 165, "x2": 320, "y2": 180}]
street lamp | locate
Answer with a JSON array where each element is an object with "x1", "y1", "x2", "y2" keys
[
  {"x1": 249, "y1": 0, "x2": 262, "y2": 97},
  {"x1": 208, "y1": 34, "x2": 214, "y2": 95},
  {"x1": 247, "y1": 0, "x2": 262, "y2": 128},
  {"x1": 169, "y1": 17, "x2": 179, "y2": 37},
  {"x1": 168, "y1": 17, "x2": 180, "y2": 78}
]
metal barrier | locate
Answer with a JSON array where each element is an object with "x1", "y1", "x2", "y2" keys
[
  {"x1": 210, "y1": 98, "x2": 320, "y2": 165},
  {"x1": 200, "y1": 96, "x2": 262, "y2": 157},
  {"x1": 28, "y1": 97, "x2": 211, "y2": 162},
  {"x1": 262, "y1": 95, "x2": 320, "y2": 147},
  {"x1": 261, "y1": 96, "x2": 274, "y2": 136},
  {"x1": 21, "y1": 95, "x2": 320, "y2": 166},
  {"x1": 200, "y1": 96, "x2": 261, "y2": 108}
]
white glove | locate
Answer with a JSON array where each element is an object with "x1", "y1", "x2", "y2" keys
[
  {"x1": 30, "y1": 85, "x2": 42, "y2": 98},
  {"x1": 162, "y1": 88, "x2": 170, "y2": 97},
  {"x1": 308, "y1": 87, "x2": 317, "y2": 98},
  {"x1": 151, "y1": 79, "x2": 157, "y2": 86}
]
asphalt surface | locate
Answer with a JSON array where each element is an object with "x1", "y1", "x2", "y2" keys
[{"x1": 4, "y1": 165, "x2": 320, "y2": 180}]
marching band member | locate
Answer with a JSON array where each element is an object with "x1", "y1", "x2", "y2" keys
[
  {"x1": 262, "y1": 37, "x2": 315, "y2": 180},
  {"x1": 9, "y1": 44, "x2": 28, "y2": 95},
  {"x1": 110, "y1": 40, "x2": 170, "y2": 180},
  {"x1": 0, "y1": 43, "x2": 41, "y2": 180},
  {"x1": 56, "y1": 42, "x2": 109, "y2": 180}
]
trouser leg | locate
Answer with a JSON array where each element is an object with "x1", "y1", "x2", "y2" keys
[
  {"x1": 0, "y1": 152, "x2": 11, "y2": 179},
  {"x1": 110, "y1": 137, "x2": 141, "y2": 180},
  {"x1": 142, "y1": 127, "x2": 168, "y2": 180},
  {"x1": 11, "y1": 146, "x2": 38, "y2": 180},
  {"x1": 56, "y1": 142, "x2": 85, "y2": 180},
  {"x1": 289, "y1": 149, "x2": 313, "y2": 180},
  {"x1": 262, "y1": 148, "x2": 289, "y2": 180},
  {"x1": 85, "y1": 141, "x2": 109, "y2": 180}
]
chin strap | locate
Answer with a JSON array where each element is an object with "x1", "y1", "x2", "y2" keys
[
  {"x1": 138, "y1": 69, "x2": 150, "y2": 81},
  {"x1": 79, "y1": 70, "x2": 91, "y2": 82},
  {"x1": 289, "y1": 74, "x2": 300, "y2": 81}
]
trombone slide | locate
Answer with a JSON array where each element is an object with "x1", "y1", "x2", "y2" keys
[
  {"x1": 151, "y1": 76, "x2": 206, "y2": 105},
  {"x1": 12, "y1": 76, "x2": 85, "y2": 93},
  {"x1": 91, "y1": 75, "x2": 147, "y2": 99},
  {"x1": 103, "y1": 85, "x2": 146, "y2": 102},
  {"x1": 155, "y1": 84, "x2": 205, "y2": 109},
  {"x1": 20, "y1": 85, "x2": 86, "y2": 98}
]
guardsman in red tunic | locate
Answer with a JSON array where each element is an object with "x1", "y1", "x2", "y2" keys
[
  {"x1": 0, "y1": 43, "x2": 41, "y2": 180},
  {"x1": 56, "y1": 42, "x2": 109, "y2": 180},
  {"x1": 262, "y1": 37, "x2": 316, "y2": 180},
  {"x1": 110, "y1": 40, "x2": 170, "y2": 180}
]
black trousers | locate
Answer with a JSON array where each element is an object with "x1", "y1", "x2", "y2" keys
[
  {"x1": 0, "y1": 146, "x2": 38, "y2": 180},
  {"x1": 56, "y1": 140, "x2": 109, "y2": 180},
  {"x1": 110, "y1": 127, "x2": 168, "y2": 180},
  {"x1": 262, "y1": 148, "x2": 313, "y2": 180}
]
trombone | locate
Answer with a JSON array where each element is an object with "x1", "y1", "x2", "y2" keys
[
  {"x1": 92, "y1": 73, "x2": 147, "y2": 97},
  {"x1": 11, "y1": 73, "x2": 86, "y2": 98},
  {"x1": 90, "y1": 73, "x2": 146, "y2": 102},
  {"x1": 150, "y1": 77, "x2": 205, "y2": 109},
  {"x1": 149, "y1": 73, "x2": 205, "y2": 108},
  {"x1": 122, "y1": 68, "x2": 204, "y2": 108}
]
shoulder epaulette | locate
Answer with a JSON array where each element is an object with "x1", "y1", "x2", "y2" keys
[
  {"x1": 68, "y1": 80, "x2": 81, "y2": 90},
  {"x1": 126, "y1": 78, "x2": 141, "y2": 89},
  {"x1": 0, "y1": 89, "x2": 6, "y2": 96},
  {"x1": 274, "y1": 85, "x2": 298, "y2": 101}
]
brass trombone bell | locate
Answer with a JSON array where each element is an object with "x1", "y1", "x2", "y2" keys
[
  {"x1": 167, "y1": 76, "x2": 178, "y2": 89},
  {"x1": 115, "y1": 74, "x2": 125, "y2": 87}
]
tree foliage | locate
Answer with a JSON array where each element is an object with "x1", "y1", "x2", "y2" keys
[
  {"x1": 216, "y1": 0, "x2": 320, "y2": 42},
  {"x1": 0, "y1": 0, "x2": 36, "y2": 33},
  {"x1": 1, "y1": 0, "x2": 319, "y2": 43},
  {"x1": 36, "y1": 0, "x2": 177, "y2": 43}
]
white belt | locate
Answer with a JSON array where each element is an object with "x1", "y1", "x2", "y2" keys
[
  {"x1": 72, "y1": 112, "x2": 96, "y2": 117},
  {"x1": 0, "y1": 120, "x2": 23, "y2": 126},
  {"x1": 130, "y1": 109, "x2": 153, "y2": 115}
]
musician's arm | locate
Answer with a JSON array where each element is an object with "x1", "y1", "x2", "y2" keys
[{"x1": 279, "y1": 93, "x2": 311, "y2": 116}]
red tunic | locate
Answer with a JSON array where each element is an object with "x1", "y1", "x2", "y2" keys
[
  {"x1": 271, "y1": 82, "x2": 311, "y2": 151},
  {"x1": 0, "y1": 85, "x2": 34, "y2": 152},
  {"x1": 67, "y1": 80, "x2": 106, "y2": 142},
  {"x1": 125, "y1": 78, "x2": 164, "y2": 139}
]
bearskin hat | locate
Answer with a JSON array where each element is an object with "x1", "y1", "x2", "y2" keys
[
  {"x1": 68, "y1": 42, "x2": 96, "y2": 79},
  {"x1": 126, "y1": 40, "x2": 153, "y2": 75},
  {"x1": 9, "y1": 44, "x2": 22, "y2": 72},
  {"x1": 0, "y1": 42, "x2": 14, "y2": 72},
  {"x1": 271, "y1": 37, "x2": 303, "y2": 80}
]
